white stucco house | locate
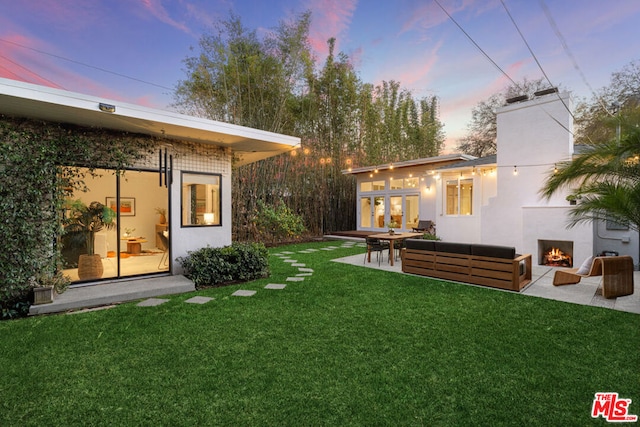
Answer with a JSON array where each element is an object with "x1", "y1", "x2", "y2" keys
[
  {"x1": 344, "y1": 91, "x2": 639, "y2": 269},
  {"x1": 0, "y1": 78, "x2": 300, "y2": 286}
]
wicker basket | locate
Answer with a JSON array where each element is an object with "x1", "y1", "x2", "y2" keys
[{"x1": 77, "y1": 254, "x2": 104, "y2": 280}]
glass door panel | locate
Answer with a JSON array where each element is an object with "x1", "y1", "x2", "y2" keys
[
  {"x1": 374, "y1": 196, "x2": 385, "y2": 229},
  {"x1": 119, "y1": 170, "x2": 169, "y2": 276},
  {"x1": 390, "y1": 196, "x2": 402, "y2": 229},
  {"x1": 405, "y1": 195, "x2": 420, "y2": 230},
  {"x1": 61, "y1": 168, "x2": 118, "y2": 282},
  {"x1": 360, "y1": 197, "x2": 372, "y2": 228}
]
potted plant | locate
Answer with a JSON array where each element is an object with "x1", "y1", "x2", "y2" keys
[
  {"x1": 64, "y1": 200, "x2": 116, "y2": 280},
  {"x1": 155, "y1": 207, "x2": 167, "y2": 224},
  {"x1": 386, "y1": 220, "x2": 400, "y2": 235},
  {"x1": 32, "y1": 269, "x2": 71, "y2": 305}
]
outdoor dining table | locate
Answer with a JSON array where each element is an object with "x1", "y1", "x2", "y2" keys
[{"x1": 367, "y1": 232, "x2": 424, "y2": 266}]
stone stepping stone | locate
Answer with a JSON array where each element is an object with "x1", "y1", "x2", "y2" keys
[
  {"x1": 286, "y1": 277, "x2": 305, "y2": 282},
  {"x1": 137, "y1": 298, "x2": 170, "y2": 307},
  {"x1": 265, "y1": 284, "x2": 286, "y2": 290},
  {"x1": 185, "y1": 296, "x2": 214, "y2": 304},
  {"x1": 296, "y1": 273, "x2": 313, "y2": 277},
  {"x1": 281, "y1": 251, "x2": 295, "y2": 254},
  {"x1": 298, "y1": 267, "x2": 314, "y2": 272},
  {"x1": 291, "y1": 263, "x2": 306, "y2": 267},
  {"x1": 283, "y1": 259, "x2": 297, "y2": 263},
  {"x1": 232, "y1": 290, "x2": 257, "y2": 297},
  {"x1": 320, "y1": 247, "x2": 335, "y2": 251},
  {"x1": 305, "y1": 249, "x2": 319, "y2": 252},
  {"x1": 297, "y1": 250, "x2": 314, "y2": 253}
]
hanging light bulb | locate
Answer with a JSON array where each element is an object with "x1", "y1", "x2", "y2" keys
[
  {"x1": 554, "y1": 164, "x2": 558, "y2": 174},
  {"x1": 513, "y1": 165, "x2": 518, "y2": 175}
]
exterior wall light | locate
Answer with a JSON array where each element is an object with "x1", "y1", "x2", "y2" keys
[{"x1": 99, "y1": 103, "x2": 116, "y2": 113}]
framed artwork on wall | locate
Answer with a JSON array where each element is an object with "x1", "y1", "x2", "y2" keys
[{"x1": 106, "y1": 197, "x2": 136, "y2": 216}]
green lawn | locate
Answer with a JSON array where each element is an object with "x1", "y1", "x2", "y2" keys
[{"x1": 1, "y1": 241, "x2": 638, "y2": 426}]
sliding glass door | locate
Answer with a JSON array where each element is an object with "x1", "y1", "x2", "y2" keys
[{"x1": 61, "y1": 168, "x2": 169, "y2": 284}]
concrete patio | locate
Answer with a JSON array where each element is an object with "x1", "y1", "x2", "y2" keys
[
  {"x1": 29, "y1": 275, "x2": 195, "y2": 315},
  {"x1": 331, "y1": 248, "x2": 640, "y2": 315}
]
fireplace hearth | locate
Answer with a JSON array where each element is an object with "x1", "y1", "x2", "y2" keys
[{"x1": 538, "y1": 239, "x2": 573, "y2": 267}]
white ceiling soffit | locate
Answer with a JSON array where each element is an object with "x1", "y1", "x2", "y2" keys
[{"x1": 0, "y1": 78, "x2": 300, "y2": 167}]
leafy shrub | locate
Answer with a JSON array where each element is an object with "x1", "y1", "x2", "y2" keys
[
  {"x1": 178, "y1": 242, "x2": 269, "y2": 288},
  {"x1": 253, "y1": 199, "x2": 306, "y2": 244}
]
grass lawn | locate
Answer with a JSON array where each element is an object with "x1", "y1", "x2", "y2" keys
[{"x1": 1, "y1": 240, "x2": 638, "y2": 426}]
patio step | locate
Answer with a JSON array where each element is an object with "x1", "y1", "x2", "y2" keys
[{"x1": 29, "y1": 275, "x2": 195, "y2": 315}]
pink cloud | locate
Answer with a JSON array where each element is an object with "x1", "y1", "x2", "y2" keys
[
  {"x1": 139, "y1": 0, "x2": 195, "y2": 36},
  {"x1": 305, "y1": 0, "x2": 358, "y2": 58},
  {"x1": 0, "y1": 32, "x2": 146, "y2": 105}
]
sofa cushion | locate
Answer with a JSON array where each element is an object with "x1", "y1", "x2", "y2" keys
[
  {"x1": 471, "y1": 244, "x2": 516, "y2": 259},
  {"x1": 434, "y1": 241, "x2": 472, "y2": 255},
  {"x1": 405, "y1": 239, "x2": 436, "y2": 251}
]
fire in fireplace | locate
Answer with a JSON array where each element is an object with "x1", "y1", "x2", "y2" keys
[
  {"x1": 538, "y1": 239, "x2": 574, "y2": 267},
  {"x1": 543, "y1": 247, "x2": 573, "y2": 267}
]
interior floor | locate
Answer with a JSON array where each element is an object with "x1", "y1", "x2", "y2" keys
[{"x1": 64, "y1": 250, "x2": 169, "y2": 282}]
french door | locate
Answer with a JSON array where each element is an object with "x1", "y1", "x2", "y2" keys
[{"x1": 360, "y1": 194, "x2": 420, "y2": 231}]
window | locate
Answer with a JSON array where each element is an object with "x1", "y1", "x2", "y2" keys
[
  {"x1": 181, "y1": 172, "x2": 221, "y2": 227},
  {"x1": 446, "y1": 178, "x2": 473, "y2": 215},
  {"x1": 405, "y1": 177, "x2": 419, "y2": 189},
  {"x1": 390, "y1": 178, "x2": 404, "y2": 190},
  {"x1": 360, "y1": 180, "x2": 385, "y2": 192}
]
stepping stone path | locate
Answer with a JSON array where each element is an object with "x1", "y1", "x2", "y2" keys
[
  {"x1": 137, "y1": 240, "x2": 359, "y2": 307},
  {"x1": 185, "y1": 296, "x2": 214, "y2": 304},
  {"x1": 232, "y1": 290, "x2": 257, "y2": 297},
  {"x1": 137, "y1": 298, "x2": 170, "y2": 307}
]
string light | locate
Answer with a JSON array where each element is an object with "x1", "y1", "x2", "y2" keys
[
  {"x1": 554, "y1": 163, "x2": 558, "y2": 174},
  {"x1": 513, "y1": 165, "x2": 518, "y2": 175}
]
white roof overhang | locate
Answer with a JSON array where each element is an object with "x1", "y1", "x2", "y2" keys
[
  {"x1": 342, "y1": 154, "x2": 477, "y2": 175},
  {"x1": 0, "y1": 78, "x2": 300, "y2": 167}
]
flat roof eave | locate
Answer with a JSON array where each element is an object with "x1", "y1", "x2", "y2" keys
[
  {"x1": 0, "y1": 78, "x2": 300, "y2": 166},
  {"x1": 342, "y1": 154, "x2": 476, "y2": 175}
]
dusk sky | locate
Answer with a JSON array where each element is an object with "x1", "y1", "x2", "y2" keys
[{"x1": 1, "y1": 0, "x2": 639, "y2": 152}]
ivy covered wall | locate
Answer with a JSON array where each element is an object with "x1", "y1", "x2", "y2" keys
[{"x1": 0, "y1": 115, "x2": 156, "y2": 314}]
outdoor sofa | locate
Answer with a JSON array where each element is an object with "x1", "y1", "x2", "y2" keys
[{"x1": 401, "y1": 239, "x2": 532, "y2": 292}]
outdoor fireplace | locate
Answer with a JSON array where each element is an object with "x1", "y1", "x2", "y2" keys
[{"x1": 538, "y1": 239, "x2": 573, "y2": 267}]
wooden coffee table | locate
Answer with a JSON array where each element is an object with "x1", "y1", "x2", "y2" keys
[{"x1": 122, "y1": 238, "x2": 147, "y2": 255}]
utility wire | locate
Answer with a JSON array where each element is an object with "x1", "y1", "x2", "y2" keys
[
  {"x1": 434, "y1": 0, "x2": 575, "y2": 139},
  {"x1": 432, "y1": 0, "x2": 516, "y2": 86},
  {"x1": 0, "y1": 53, "x2": 65, "y2": 89},
  {"x1": 499, "y1": 0, "x2": 575, "y2": 137},
  {"x1": 538, "y1": 0, "x2": 614, "y2": 116},
  {"x1": 0, "y1": 37, "x2": 173, "y2": 92}
]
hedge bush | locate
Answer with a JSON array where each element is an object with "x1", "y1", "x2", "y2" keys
[{"x1": 178, "y1": 242, "x2": 269, "y2": 288}]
